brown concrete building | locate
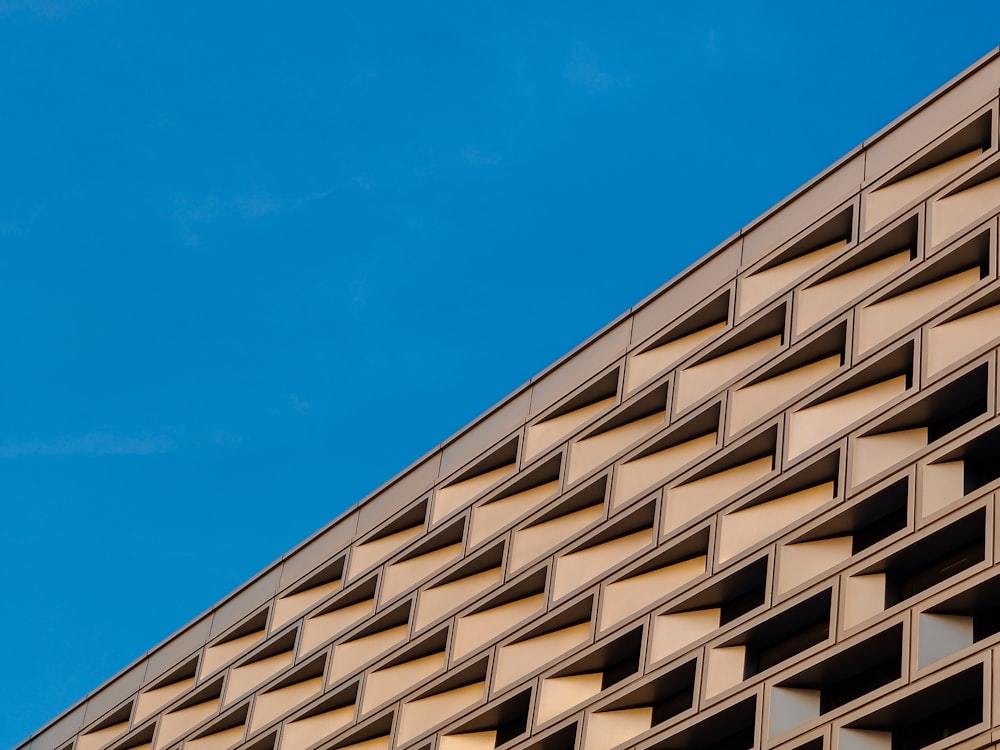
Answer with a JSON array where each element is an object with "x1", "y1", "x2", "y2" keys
[{"x1": 20, "y1": 46, "x2": 1000, "y2": 750}]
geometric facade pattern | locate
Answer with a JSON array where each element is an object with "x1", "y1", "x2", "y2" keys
[{"x1": 20, "y1": 46, "x2": 1000, "y2": 750}]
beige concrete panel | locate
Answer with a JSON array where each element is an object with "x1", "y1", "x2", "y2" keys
[
  {"x1": 730, "y1": 356, "x2": 841, "y2": 436},
  {"x1": 857, "y1": 268, "x2": 980, "y2": 353},
  {"x1": 327, "y1": 625, "x2": 408, "y2": 685},
  {"x1": 839, "y1": 728, "x2": 892, "y2": 750},
  {"x1": 768, "y1": 687, "x2": 821, "y2": 740},
  {"x1": 718, "y1": 483, "x2": 835, "y2": 563},
  {"x1": 469, "y1": 480, "x2": 559, "y2": 548},
  {"x1": 279, "y1": 706, "x2": 353, "y2": 750},
  {"x1": 438, "y1": 732, "x2": 497, "y2": 750},
  {"x1": 624, "y1": 694, "x2": 756, "y2": 750},
  {"x1": 600, "y1": 556, "x2": 707, "y2": 632},
  {"x1": 453, "y1": 594, "x2": 545, "y2": 661},
  {"x1": 663, "y1": 456, "x2": 774, "y2": 534},
  {"x1": 865, "y1": 152, "x2": 982, "y2": 232},
  {"x1": 137, "y1": 684, "x2": 195, "y2": 727},
  {"x1": 675, "y1": 336, "x2": 782, "y2": 413},
  {"x1": 202, "y1": 630, "x2": 266, "y2": 678},
  {"x1": 525, "y1": 397, "x2": 617, "y2": 462},
  {"x1": 144, "y1": 617, "x2": 213, "y2": 687},
  {"x1": 433, "y1": 464, "x2": 517, "y2": 525},
  {"x1": 932, "y1": 175, "x2": 1000, "y2": 246},
  {"x1": 704, "y1": 645, "x2": 747, "y2": 697},
  {"x1": 156, "y1": 698, "x2": 220, "y2": 750},
  {"x1": 626, "y1": 323, "x2": 727, "y2": 395},
  {"x1": 347, "y1": 525, "x2": 423, "y2": 580},
  {"x1": 852, "y1": 428, "x2": 928, "y2": 486},
  {"x1": 494, "y1": 623, "x2": 591, "y2": 690},
  {"x1": 354, "y1": 453, "x2": 439, "y2": 539},
  {"x1": 613, "y1": 433, "x2": 716, "y2": 510},
  {"x1": 787, "y1": 377, "x2": 907, "y2": 460},
  {"x1": 299, "y1": 599, "x2": 374, "y2": 656},
  {"x1": 249, "y1": 677, "x2": 323, "y2": 733},
  {"x1": 917, "y1": 613, "x2": 974, "y2": 669},
  {"x1": 777, "y1": 538, "x2": 853, "y2": 595},
  {"x1": 379, "y1": 542, "x2": 463, "y2": 604},
  {"x1": 989, "y1": 647, "x2": 1000, "y2": 725},
  {"x1": 135, "y1": 672, "x2": 196, "y2": 723},
  {"x1": 537, "y1": 673, "x2": 603, "y2": 725},
  {"x1": 271, "y1": 580, "x2": 341, "y2": 634},
  {"x1": 277, "y1": 512, "x2": 356, "y2": 591},
  {"x1": 76, "y1": 722, "x2": 129, "y2": 750},
  {"x1": 843, "y1": 574, "x2": 887, "y2": 630},
  {"x1": 397, "y1": 682, "x2": 486, "y2": 746},
  {"x1": 439, "y1": 391, "x2": 530, "y2": 479},
  {"x1": 186, "y1": 725, "x2": 244, "y2": 750},
  {"x1": 631, "y1": 242, "x2": 740, "y2": 345},
  {"x1": 927, "y1": 303, "x2": 1000, "y2": 376},
  {"x1": 741, "y1": 163, "x2": 862, "y2": 268},
  {"x1": 361, "y1": 652, "x2": 446, "y2": 713},
  {"x1": 568, "y1": 412, "x2": 665, "y2": 485},
  {"x1": 650, "y1": 609, "x2": 721, "y2": 662},
  {"x1": 25, "y1": 706, "x2": 87, "y2": 750},
  {"x1": 583, "y1": 707, "x2": 653, "y2": 750},
  {"x1": 509, "y1": 504, "x2": 604, "y2": 573},
  {"x1": 921, "y1": 461, "x2": 966, "y2": 519},
  {"x1": 81, "y1": 663, "x2": 146, "y2": 727},
  {"x1": 739, "y1": 242, "x2": 847, "y2": 317},
  {"x1": 528, "y1": 319, "x2": 631, "y2": 417},
  {"x1": 796, "y1": 251, "x2": 911, "y2": 336},
  {"x1": 330, "y1": 736, "x2": 390, "y2": 750},
  {"x1": 223, "y1": 651, "x2": 294, "y2": 705},
  {"x1": 414, "y1": 567, "x2": 503, "y2": 631},
  {"x1": 210, "y1": 573, "x2": 282, "y2": 644},
  {"x1": 864, "y1": 52, "x2": 1000, "y2": 179},
  {"x1": 552, "y1": 529, "x2": 653, "y2": 601}
]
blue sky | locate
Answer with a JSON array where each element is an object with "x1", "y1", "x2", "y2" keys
[{"x1": 2, "y1": 2, "x2": 999, "y2": 745}]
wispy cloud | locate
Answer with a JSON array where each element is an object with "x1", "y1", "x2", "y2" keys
[
  {"x1": 209, "y1": 430, "x2": 243, "y2": 445},
  {"x1": 348, "y1": 278, "x2": 367, "y2": 304},
  {"x1": 706, "y1": 29, "x2": 718, "y2": 54},
  {"x1": 461, "y1": 147, "x2": 500, "y2": 167},
  {"x1": 233, "y1": 194, "x2": 282, "y2": 219},
  {"x1": 287, "y1": 392, "x2": 310, "y2": 413},
  {"x1": 171, "y1": 189, "x2": 332, "y2": 244},
  {"x1": 173, "y1": 190, "x2": 332, "y2": 222},
  {"x1": 0, "y1": 207, "x2": 44, "y2": 236},
  {"x1": 0, "y1": 433, "x2": 173, "y2": 458},
  {"x1": 565, "y1": 45, "x2": 618, "y2": 92},
  {"x1": 0, "y1": 0, "x2": 76, "y2": 19}
]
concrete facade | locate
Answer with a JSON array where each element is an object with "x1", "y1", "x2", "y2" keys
[{"x1": 20, "y1": 47, "x2": 1000, "y2": 750}]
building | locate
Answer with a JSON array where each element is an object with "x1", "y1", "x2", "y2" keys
[{"x1": 19, "y1": 46, "x2": 1000, "y2": 750}]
